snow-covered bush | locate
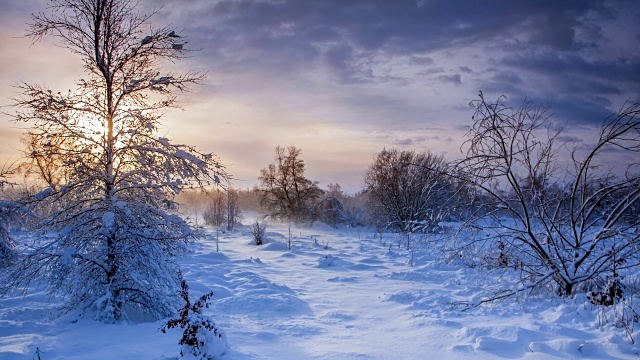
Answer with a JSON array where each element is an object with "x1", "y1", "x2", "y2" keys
[
  {"x1": 588, "y1": 247, "x2": 626, "y2": 307},
  {"x1": 162, "y1": 279, "x2": 226, "y2": 359},
  {"x1": 0, "y1": 214, "x2": 16, "y2": 268},
  {"x1": 5, "y1": 0, "x2": 227, "y2": 321},
  {"x1": 315, "y1": 183, "x2": 368, "y2": 227},
  {"x1": 316, "y1": 195, "x2": 347, "y2": 228}
]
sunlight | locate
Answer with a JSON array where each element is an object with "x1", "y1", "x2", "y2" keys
[
  {"x1": 69, "y1": 114, "x2": 107, "y2": 154},
  {"x1": 72, "y1": 109, "x2": 137, "y2": 154}
]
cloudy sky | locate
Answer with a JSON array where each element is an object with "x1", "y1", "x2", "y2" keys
[{"x1": 1, "y1": 0, "x2": 639, "y2": 193}]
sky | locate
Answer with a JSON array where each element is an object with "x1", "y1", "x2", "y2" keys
[{"x1": 1, "y1": 0, "x2": 639, "y2": 193}]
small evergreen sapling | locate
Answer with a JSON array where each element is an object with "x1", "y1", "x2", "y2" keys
[{"x1": 162, "y1": 279, "x2": 226, "y2": 359}]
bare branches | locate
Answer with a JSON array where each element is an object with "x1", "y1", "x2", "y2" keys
[
  {"x1": 365, "y1": 148, "x2": 468, "y2": 233},
  {"x1": 257, "y1": 145, "x2": 321, "y2": 224},
  {"x1": 454, "y1": 92, "x2": 640, "y2": 302},
  {"x1": 6, "y1": 0, "x2": 227, "y2": 321},
  {"x1": 0, "y1": 162, "x2": 17, "y2": 190},
  {"x1": 26, "y1": 0, "x2": 204, "y2": 120}
]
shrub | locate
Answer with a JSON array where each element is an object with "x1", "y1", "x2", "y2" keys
[
  {"x1": 252, "y1": 221, "x2": 267, "y2": 246},
  {"x1": 364, "y1": 148, "x2": 467, "y2": 233},
  {"x1": 452, "y1": 92, "x2": 640, "y2": 304},
  {"x1": 203, "y1": 192, "x2": 226, "y2": 227}
]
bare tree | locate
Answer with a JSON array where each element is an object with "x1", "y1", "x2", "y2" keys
[
  {"x1": 203, "y1": 191, "x2": 227, "y2": 227},
  {"x1": 226, "y1": 188, "x2": 242, "y2": 231},
  {"x1": 4, "y1": 0, "x2": 227, "y2": 322},
  {"x1": 0, "y1": 163, "x2": 16, "y2": 191},
  {"x1": 452, "y1": 92, "x2": 640, "y2": 304},
  {"x1": 364, "y1": 148, "x2": 463, "y2": 233},
  {"x1": 257, "y1": 145, "x2": 321, "y2": 224}
]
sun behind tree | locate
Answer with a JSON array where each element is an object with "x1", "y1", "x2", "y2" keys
[{"x1": 5, "y1": 0, "x2": 227, "y2": 322}]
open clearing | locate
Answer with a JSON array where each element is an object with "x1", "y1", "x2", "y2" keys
[{"x1": 1, "y1": 219, "x2": 638, "y2": 359}]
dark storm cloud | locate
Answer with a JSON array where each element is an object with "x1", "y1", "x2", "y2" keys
[
  {"x1": 558, "y1": 135, "x2": 585, "y2": 144},
  {"x1": 411, "y1": 56, "x2": 435, "y2": 66},
  {"x1": 161, "y1": 0, "x2": 607, "y2": 67},
  {"x1": 497, "y1": 51, "x2": 640, "y2": 124},
  {"x1": 491, "y1": 71, "x2": 523, "y2": 85},
  {"x1": 548, "y1": 95, "x2": 616, "y2": 126},
  {"x1": 325, "y1": 44, "x2": 373, "y2": 84},
  {"x1": 147, "y1": 0, "x2": 639, "y2": 127},
  {"x1": 7, "y1": 0, "x2": 639, "y2": 98},
  {"x1": 2, "y1": 0, "x2": 639, "y2": 185},
  {"x1": 392, "y1": 136, "x2": 427, "y2": 147},
  {"x1": 502, "y1": 52, "x2": 640, "y2": 85}
]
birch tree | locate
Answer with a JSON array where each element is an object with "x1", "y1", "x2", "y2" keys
[{"x1": 5, "y1": 0, "x2": 227, "y2": 322}]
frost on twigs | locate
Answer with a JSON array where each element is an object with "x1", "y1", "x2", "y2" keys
[
  {"x1": 449, "y1": 91, "x2": 640, "y2": 303},
  {"x1": 5, "y1": 0, "x2": 228, "y2": 322},
  {"x1": 161, "y1": 279, "x2": 226, "y2": 359}
]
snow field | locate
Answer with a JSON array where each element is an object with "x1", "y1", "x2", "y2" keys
[{"x1": 1, "y1": 219, "x2": 639, "y2": 359}]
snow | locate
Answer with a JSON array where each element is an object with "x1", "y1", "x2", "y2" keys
[
  {"x1": 102, "y1": 212, "x2": 115, "y2": 228},
  {"x1": 35, "y1": 188, "x2": 53, "y2": 201},
  {"x1": 1, "y1": 218, "x2": 639, "y2": 359}
]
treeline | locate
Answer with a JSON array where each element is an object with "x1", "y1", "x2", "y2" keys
[
  {"x1": 177, "y1": 143, "x2": 472, "y2": 232},
  {"x1": 171, "y1": 92, "x2": 640, "y2": 310}
]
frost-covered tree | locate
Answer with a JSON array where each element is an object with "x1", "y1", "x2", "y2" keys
[
  {"x1": 453, "y1": 92, "x2": 640, "y2": 303},
  {"x1": 257, "y1": 145, "x2": 321, "y2": 224},
  {"x1": 5, "y1": 0, "x2": 226, "y2": 322},
  {"x1": 315, "y1": 183, "x2": 367, "y2": 227}
]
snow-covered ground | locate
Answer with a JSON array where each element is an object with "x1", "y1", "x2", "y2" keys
[{"x1": 1, "y1": 219, "x2": 639, "y2": 359}]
